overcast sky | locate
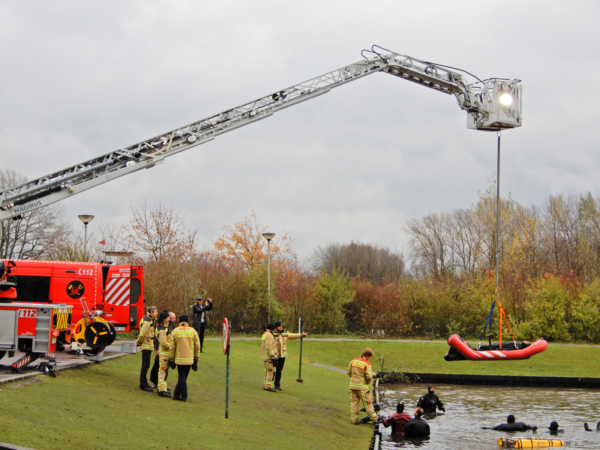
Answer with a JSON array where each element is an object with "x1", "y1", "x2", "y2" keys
[{"x1": 1, "y1": 1, "x2": 599, "y2": 260}]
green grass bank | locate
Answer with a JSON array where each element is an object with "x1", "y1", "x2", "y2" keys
[{"x1": 1, "y1": 340, "x2": 599, "y2": 449}]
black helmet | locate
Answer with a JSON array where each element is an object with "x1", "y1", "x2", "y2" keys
[
  {"x1": 397, "y1": 402, "x2": 405, "y2": 413},
  {"x1": 267, "y1": 323, "x2": 275, "y2": 331},
  {"x1": 274, "y1": 320, "x2": 282, "y2": 328}
]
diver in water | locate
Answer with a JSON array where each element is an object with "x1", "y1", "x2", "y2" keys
[
  {"x1": 416, "y1": 385, "x2": 445, "y2": 414},
  {"x1": 546, "y1": 421, "x2": 564, "y2": 434},
  {"x1": 382, "y1": 402, "x2": 411, "y2": 435},
  {"x1": 483, "y1": 415, "x2": 537, "y2": 432},
  {"x1": 404, "y1": 408, "x2": 430, "y2": 439},
  {"x1": 584, "y1": 422, "x2": 600, "y2": 431}
]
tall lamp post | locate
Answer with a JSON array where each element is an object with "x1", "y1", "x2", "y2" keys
[
  {"x1": 78, "y1": 215, "x2": 95, "y2": 261},
  {"x1": 262, "y1": 232, "x2": 275, "y2": 323}
]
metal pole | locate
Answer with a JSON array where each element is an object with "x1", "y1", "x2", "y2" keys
[
  {"x1": 495, "y1": 132, "x2": 501, "y2": 300},
  {"x1": 297, "y1": 297, "x2": 305, "y2": 382},
  {"x1": 225, "y1": 322, "x2": 231, "y2": 419},
  {"x1": 84, "y1": 222, "x2": 88, "y2": 261},
  {"x1": 267, "y1": 239, "x2": 271, "y2": 323}
]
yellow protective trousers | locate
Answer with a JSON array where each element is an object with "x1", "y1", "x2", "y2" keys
[
  {"x1": 349, "y1": 389, "x2": 378, "y2": 424},
  {"x1": 263, "y1": 359, "x2": 275, "y2": 389},
  {"x1": 158, "y1": 355, "x2": 170, "y2": 392}
]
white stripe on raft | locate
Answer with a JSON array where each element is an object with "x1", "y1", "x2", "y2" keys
[
  {"x1": 490, "y1": 351, "x2": 507, "y2": 357},
  {"x1": 479, "y1": 351, "x2": 494, "y2": 358}
]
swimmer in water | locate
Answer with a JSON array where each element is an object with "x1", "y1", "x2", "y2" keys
[
  {"x1": 382, "y1": 402, "x2": 411, "y2": 435},
  {"x1": 482, "y1": 414, "x2": 537, "y2": 432}
]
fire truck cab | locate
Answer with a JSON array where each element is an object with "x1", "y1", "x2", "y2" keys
[{"x1": 0, "y1": 260, "x2": 145, "y2": 335}]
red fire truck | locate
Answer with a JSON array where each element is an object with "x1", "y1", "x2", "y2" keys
[{"x1": 0, "y1": 259, "x2": 145, "y2": 337}]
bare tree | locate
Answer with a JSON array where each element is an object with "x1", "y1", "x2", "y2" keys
[
  {"x1": 313, "y1": 241, "x2": 405, "y2": 284},
  {"x1": 0, "y1": 168, "x2": 67, "y2": 260}
]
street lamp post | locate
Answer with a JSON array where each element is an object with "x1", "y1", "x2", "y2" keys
[
  {"x1": 262, "y1": 232, "x2": 275, "y2": 323},
  {"x1": 78, "y1": 215, "x2": 95, "y2": 261}
]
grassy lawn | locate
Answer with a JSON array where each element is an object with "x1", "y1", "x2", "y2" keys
[
  {"x1": 303, "y1": 340, "x2": 600, "y2": 378},
  {"x1": 0, "y1": 340, "x2": 371, "y2": 450},
  {"x1": 1, "y1": 340, "x2": 598, "y2": 450}
]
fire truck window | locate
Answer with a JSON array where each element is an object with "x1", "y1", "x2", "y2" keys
[
  {"x1": 131, "y1": 269, "x2": 137, "y2": 277},
  {"x1": 130, "y1": 278, "x2": 141, "y2": 304},
  {"x1": 15, "y1": 276, "x2": 51, "y2": 302},
  {"x1": 102, "y1": 266, "x2": 110, "y2": 290}
]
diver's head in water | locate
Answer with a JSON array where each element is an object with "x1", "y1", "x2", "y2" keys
[
  {"x1": 414, "y1": 407, "x2": 424, "y2": 418},
  {"x1": 397, "y1": 402, "x2": 404, "y2": 413},
  {"x1": 427, "y1": 385, "x2": 435, "y2": 394},
  {"x1": 507, "y1": 415, "x2": 516, "y2": 424},
  {"x1": 549, "y1": 421, "x2": 559, "y2": 431}
]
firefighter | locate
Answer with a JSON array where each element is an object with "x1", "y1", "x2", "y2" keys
[
  {"x1": 348, "y1": 348, "x2": 378, "y2": 425},
  {"x1": 155, "y1": 310, "x2": 172, "y2": 398},
  {"x1": 272, "y1": 320, "x2": 308, "y2": 390},
  {"x1": 137, "y1": 306, "x2": 158, "y2": 391},
  {"x1": 190, "y1": 297, "x2": 213, "y2": 353},
  {"x1": 169, "y1": 314, "x2": 200, "y2": 402},
  {"x1": 261, "y1": 323, "x2": 278, "y2": 392}
]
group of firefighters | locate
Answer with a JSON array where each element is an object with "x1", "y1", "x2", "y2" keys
[
  {"x1": 261, "y1": 321, "x2": 309, "y2": 391},
  {"x1": 137, "y1": 297, "x2": 213, "y2": 402}
]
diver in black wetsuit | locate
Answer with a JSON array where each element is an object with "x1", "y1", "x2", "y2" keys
[
  {"x1": 416, "y1": 385, "x2": 445, "y2": 414},
  {"x1": 584, "y1": 421, "x2": 600, "y2": 431},
  {"x1": 547, "y1": 421, "x2": 564, "y2": 434},
  {"x1": 483, "y1": 414, "x2": 537, "y2": 431},
  {"x1": 404, "y1": 408, "x2": 430, "y2": 439}
]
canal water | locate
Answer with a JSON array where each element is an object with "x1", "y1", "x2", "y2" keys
[{"x1": 378, "y1": 383, "x2": 600, "y2": 449}]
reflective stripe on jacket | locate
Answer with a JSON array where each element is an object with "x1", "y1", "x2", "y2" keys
[
  {"x1": 273, "y1": 330, "x2": 302, "y2": 358},
  {"x1": 347, "y1": 357, "x2": 373, "y2": 391},
  {"x1": 169, "y1": 322, "x2": 200, "y2": 365},
  {"x1": 155, "y1": 323, "x2": 172, "y2": 357},
  {"x1": 261, "y1": 331, "x2": 277, "y2": 361},
  {"x1": 137, "y1": 315, "x2": 155, "y2": 351}
]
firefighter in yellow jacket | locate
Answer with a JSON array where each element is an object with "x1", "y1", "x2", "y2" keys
[
  {"x1": 155, "y1": 310, "x2": 172, "y2": 398},
  {"x1": 137, "y1": 306, "x2": 158, "y2": 391},
  {"x1": 169, "y1": 314, "x2": 200, "y2": 402},
  {"x1": 348, "y1": 348, "x2": 378, "y2": 424},
  {"x1": 272, "y1": 320, "x2": 308, "y2": 390},
  {"x1": 261, "y1": 323, "x2": 278, "y2": 392}
]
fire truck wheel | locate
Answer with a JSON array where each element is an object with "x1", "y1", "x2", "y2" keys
[{"x1": 84, "y1": 321, "x2": 113, "y2": 348}]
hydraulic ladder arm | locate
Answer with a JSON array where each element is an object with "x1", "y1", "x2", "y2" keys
[{"x1": 0, "y1": 46, "x2": 522, "y2": 222}]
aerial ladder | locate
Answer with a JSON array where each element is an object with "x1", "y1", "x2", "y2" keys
[{"x1": 0, "y1": 45, "x2": 522, "y2": 221}]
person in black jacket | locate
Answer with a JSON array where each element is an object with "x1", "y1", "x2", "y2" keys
[
  {"x1": 190, "y1": 297, "x2": 213, "y2": 352},
  {"x1": 404, "y1": 408, "x2": 430, "y2": 439},
  {"x1": 417, "y1": 385, "x2": 445, "y2": 414}
]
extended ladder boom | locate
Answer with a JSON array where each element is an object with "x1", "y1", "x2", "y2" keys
[{"x1": 0, "y1": 46, "x2": 522, "y2": 222}]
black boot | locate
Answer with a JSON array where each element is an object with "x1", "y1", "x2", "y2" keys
[
  {"x1": 264, "y1": 387, "x2": 277, "y2": 392},
  {"x1": 140, "y1": 384, "x2": 153, "y2": 392},
  {"x1": 275, "y1": 385, "x2": 282, "y2": 391},
  {"x1": 158, "y1": 391, "x2": 171, "y2": 398}
]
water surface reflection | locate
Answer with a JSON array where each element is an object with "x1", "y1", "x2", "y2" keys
[{"x1": 378, "y1": 383, "x2": 600, "y2": 449}]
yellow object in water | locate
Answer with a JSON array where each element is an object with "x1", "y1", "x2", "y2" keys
[{"x1": 498, "y1": 437, "x2": 564, "y2": 448}]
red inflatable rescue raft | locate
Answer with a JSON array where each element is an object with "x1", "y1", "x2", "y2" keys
[{"x1": 445, "y1": 334, "x2": 548, "y2": 362}]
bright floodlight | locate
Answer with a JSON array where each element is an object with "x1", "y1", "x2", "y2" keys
[
  {"x1": 262, "y1": 232, "x2": 275, "y2": 241},
  {"x1": 499, "y1": 93, "x2": 513, "y2": 106}
]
